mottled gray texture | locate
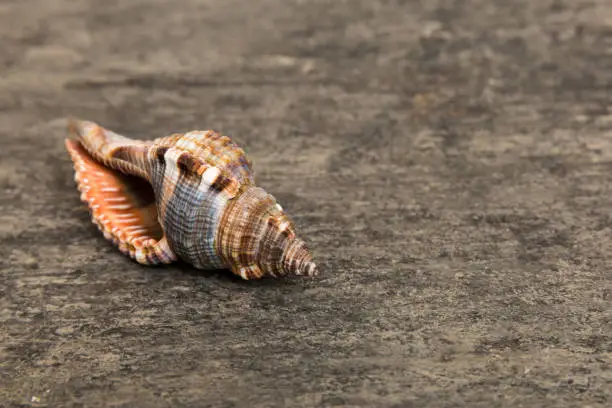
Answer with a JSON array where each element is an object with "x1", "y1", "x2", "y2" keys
[{"x1": 1, "y1": 0, "x2": 611, "y2": 407}]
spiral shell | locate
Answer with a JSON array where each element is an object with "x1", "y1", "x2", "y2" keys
[{"x1": 65, "y1": 119, "x2": 318, "y2": 279}]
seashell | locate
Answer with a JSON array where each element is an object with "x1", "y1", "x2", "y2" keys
[{"x1": 64, "y1": 119, "x2": 318, "y2": 280}]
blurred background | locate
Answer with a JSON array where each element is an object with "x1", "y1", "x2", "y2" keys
[{"x1": 1, "y1": 1, "x2": 611, "y2": 407}]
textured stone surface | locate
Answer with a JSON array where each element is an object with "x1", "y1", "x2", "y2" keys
[{"x1": 1, "y1": 0, "x2": 611, "y2": 407}]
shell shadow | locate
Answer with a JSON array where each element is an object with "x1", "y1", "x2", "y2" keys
[{"x1": 176, "y1": 260, "x2": 310, "y2": 288}]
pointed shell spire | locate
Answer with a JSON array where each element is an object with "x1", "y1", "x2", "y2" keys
[{"x1": 65, "y1": 119, "x2": 318, "y2": 280}]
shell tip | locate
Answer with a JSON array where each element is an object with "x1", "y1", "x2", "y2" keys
[{"x1": 301, "y1": 261, "x2": 319, "y2": 277}]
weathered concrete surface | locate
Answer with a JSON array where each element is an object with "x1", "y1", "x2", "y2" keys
[{"x1": 1, "y1": 0, "x2": 611, "y2": 406}]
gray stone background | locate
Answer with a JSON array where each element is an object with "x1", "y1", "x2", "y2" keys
[{"x1": 1, "y1": 0, "x2": 611, "y2": 406}]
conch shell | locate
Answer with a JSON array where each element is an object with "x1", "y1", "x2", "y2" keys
[{"x1": 65, "y1": 120, "x2": 318, "y2": 280}]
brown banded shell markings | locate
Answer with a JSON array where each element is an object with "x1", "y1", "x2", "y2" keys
[{"x1": 65, "y1": 119, "x2": 318, "y2": 279}]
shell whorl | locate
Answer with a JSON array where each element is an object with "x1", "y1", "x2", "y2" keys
[
  {"x1": 66, "y1": 120, "x2": 318, "y2": 279},
  {"x1": 216, "y1": 187, "x2": 317, "y2": 279},
  {"x1": 145, "y1": 131, "x2": 254, "y2": 271}
]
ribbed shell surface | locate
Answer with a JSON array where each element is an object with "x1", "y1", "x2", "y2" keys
[
  {"x1": 65, "y1": 119, "x2": 318, "y2": 279},
  {"x1": 146, "y1": 131, "x2": 254, "y2": 269}
]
